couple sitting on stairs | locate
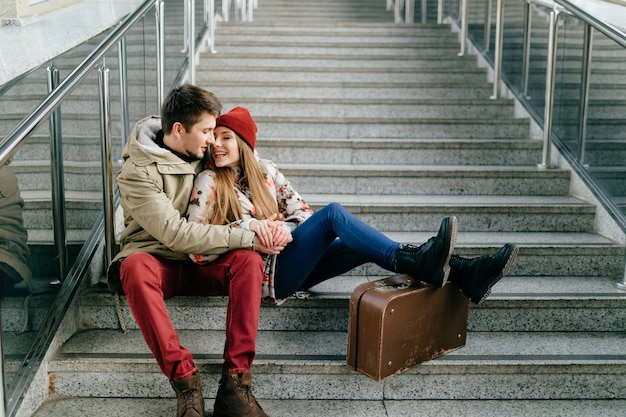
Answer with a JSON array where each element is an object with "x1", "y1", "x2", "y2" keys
[{"x1": 106, "y1": 84, "x2": 518, "y2": 417}]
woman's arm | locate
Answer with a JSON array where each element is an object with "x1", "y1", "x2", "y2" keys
[{"x1": 264, "y1": 159, "x2": 313, "y2": 228}]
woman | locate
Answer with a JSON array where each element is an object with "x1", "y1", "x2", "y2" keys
[{"x1": 187, "y1": 106, "x2": 518, "y2": 305}]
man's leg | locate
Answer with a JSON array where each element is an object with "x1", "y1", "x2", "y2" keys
[
  {"x1": 193, "y1": 250, "x2": 267, "y2": 417},
  {"x1": 120, "y1": 252, "x2": 204, "y2": 417},
  {"x1": 120, "y1": 252, "x2": 197, "y2": 380},
  {"x1": 182, "y1": 249, "x2": 265, "y2": 374}
]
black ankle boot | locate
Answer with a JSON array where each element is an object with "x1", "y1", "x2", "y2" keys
[
  {"x1": 449, "y1": 243, "x2": 519, "y2": 304},
  {"x1": 395, "y1": 216, "x2": 457, "y2": 288}
]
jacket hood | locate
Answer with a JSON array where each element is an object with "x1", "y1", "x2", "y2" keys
[{"x1": 123, "y1": 116, "x2": 193, "y2": 170}]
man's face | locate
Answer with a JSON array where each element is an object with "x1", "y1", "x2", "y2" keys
[{"x1": 175, "y1": 112, "x2": 217, "y2": 160}]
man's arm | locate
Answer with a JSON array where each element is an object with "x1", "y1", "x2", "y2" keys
[{"x1": 117, "y1": 163, "x2": 254, "y2": 255}]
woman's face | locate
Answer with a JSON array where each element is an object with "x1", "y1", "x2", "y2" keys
[{"x1": 212, "y1": 126, "x2": 241, "y2": 168}]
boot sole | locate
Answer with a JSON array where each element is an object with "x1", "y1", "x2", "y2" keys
[
  {"x1": 433, "y1": 216, "x2": 457, "y2": 288},
  {"x1": 473, "y1": 243, "x2": 519, "y2": 304}
]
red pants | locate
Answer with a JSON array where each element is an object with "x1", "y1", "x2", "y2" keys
[{"x1": 119, "y1": 249, "x2": 264, "y2": 380}]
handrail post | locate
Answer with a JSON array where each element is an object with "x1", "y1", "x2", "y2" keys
[
  {"x1": 421, "y1": 0, "x2": 427, "y2": 23},
  {"x1": 188, "y1": 0, "x2": 196, "y2": 84},
  {"x1": 394, "y1": 0, "x2": 404, "y2": 23},
  {"x1": 577, "y1": 23, "x2": 593, "y2": 165},
  {"x1": 539, "y1": 8, "x2": 560, "y2": 170},
  {"x1": 484, "y1": 0, "x2": 492, "y2": 52},
  {"x1": 98, "y1": 65, "x2": 116, "y2": 268},
  {"x1": 208, "y1": 0, "x2": 217, "y2": 53},
  {"x1": 223, "y1": 0, "x2": 230, "y2": 22},
  {"x1": 405, "y1": 0, "x2": 414, "y2": 24},
  {"x1": 458, "y1": 0, "x2": 468, "y2": 56},
  {"x1": 155, "y1": 0, "x2": 165, "y2": 106},
  {"x1": 437, "y1": 0, "x2": 443, "y2": 24},
  {"x1": 47, "y1": 66, "x2": 69, "y2": 282},
  {"x1": 490, "y1": 0, "x2": 504, "y2": 99},
  {"x1": 521, "y1": 0, "x2": 533, "y2": 98},
  {"x1": 118, "y1": 36, "x2": 130, "y2": 150}
]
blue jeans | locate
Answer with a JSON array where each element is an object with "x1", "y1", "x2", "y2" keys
[{"x1": 274, "y1": 202, "x2": 400, "y2": 298}]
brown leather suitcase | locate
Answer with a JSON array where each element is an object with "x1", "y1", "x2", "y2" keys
[{"x1": 347, "y1": 274, "x2": 469, "y2": 381}]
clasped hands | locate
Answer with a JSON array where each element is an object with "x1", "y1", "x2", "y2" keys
[{"x1": 249, "y1": 214, "x2": 293, "y2": 255}]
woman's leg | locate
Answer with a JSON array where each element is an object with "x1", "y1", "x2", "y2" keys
[{"x1": 274, "y1": 202, "x2": 399, "y2": 298}]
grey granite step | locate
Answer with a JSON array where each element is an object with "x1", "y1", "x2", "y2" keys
[
  {"x1": 11, "y1": 160, "x2": 567, "y2": 196},
  {"x1": 219, "y1": 99, "x2": 517, "y2": 119},
  {"x1": 10, "y1": 136, "x2": 540, "y2": 165},
  {"x1": 210, "y1": 43, "x2": 462, "y2": 56},
  {"x1": 198, "y1": 68, "x2": 490, "y2": 84},
  {"x1": 78, "y1": 266, "x2": 626, "y2": 333},
  {"x1": 29, "y1": 397, "x2": 626, "y2": 417},
  {"x1": 279, "y1": 164, "x2": 570, "y2": 196},
  {"x1": 254, "y1": 117, "x2": 531, "y2": 140},
  {"x1": 46, "y1": 328, "x2": 626, "y2": 401},
  {"x1": 208, "y1": 83, "x2": 497, "y2": 100},
  {"x1": 256, "y1": 138, "x2": 542, "y2": 166},
  {"x1": 1, "y1": 96, "x2": 518, "y2": 120},
  {"x1": 210, "y1": 31, "x2": 460, "y2": 45},
  {"x1": 199, "y1": 54, "x2": 481, "y2": 69}
]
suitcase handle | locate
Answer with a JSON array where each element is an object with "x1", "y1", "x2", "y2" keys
[{"x1": 375, "y1": 275, "x2": 414, "y2": 289}]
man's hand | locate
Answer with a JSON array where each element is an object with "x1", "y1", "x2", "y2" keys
[
  {"x1": 249, "y1": 214, "x2": 293, "y2": 248},
  {"x1": 253, "y1": 239, "x2": 285, "y2": 255}
]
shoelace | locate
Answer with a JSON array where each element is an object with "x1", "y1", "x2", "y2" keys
[
  {"x1": 181, "y1": 389, "x2": 201, "y2": 411},
  {"x1": 237, "y1": 385, "x2": 262, "y2": 408}
]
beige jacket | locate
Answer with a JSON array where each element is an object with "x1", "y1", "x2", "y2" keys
[
  {"x1": 0, "y1": 162, "x2": 32, "y2": 289},
  {"x1": 107, "y1": 116, "x2": 255, "y2": 292}
]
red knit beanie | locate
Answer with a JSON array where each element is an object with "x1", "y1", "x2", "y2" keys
[{"x1": 216, "y1": 106, "x2": 257, "y2": 150}]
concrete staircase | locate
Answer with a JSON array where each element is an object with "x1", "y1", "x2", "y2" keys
[{"x1": 9, "y1": 0, "x2": 626, "y2": 415}]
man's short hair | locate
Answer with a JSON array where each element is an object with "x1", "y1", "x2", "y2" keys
[{"x1": 161, "y1": 84, "x2": 222, "y2": 134}]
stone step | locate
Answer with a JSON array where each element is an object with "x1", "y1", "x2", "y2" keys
[
  {"x1": 211, "y1": 30, "x2": 460, "y2": 45},
  {"x1": 197, "y1": 67, "x2": 491, "y2": 84},
  {"x1": 1, "y1": 112, "x2": 532, "y2": 139},
  {"x1": 199, "y1": 53, "x2": 481, "y2": 69},
  {"x1": 278, "y1": 164, "x2": 571, "y2": 196},
  {"x1": 77, "y1": 272, "x2": 626, "y2": 333},
  {"x1": 255, "y1": 138, "x2": 542, "y2": 166},
  {"x1": 11, "y1": 136, "x2": 540, "y2": 165},
  {"x1": 19, "y1": 192, "x2": 593, "y2": 233},
  {"x1": 303, "y1": 194, "x2": 595, "y2": 233},
  {"x1": 45, "y1": 328, "x2": 626, "y2": 400},
  {"x1": 11, "y1": 162, "x2": 569, "y2": 197},
  {"x1": 207, "y1": 83, "x2": 498, "y2": 100},
  {"x1": 1, "y1": 96, "x2": 518, "y2": 120},
  {"x1": 215, "y1": 22, "x2": 453, "y2": 35},
  {"x1": 254, "y1": 117, "x2": 531, "y2": 140},
  {"x1": 207, "y1": 43, "x2": 464, "y2": 56},
  {"x1": 29, "y1": 397, "x2": 626, "y2": 417}
]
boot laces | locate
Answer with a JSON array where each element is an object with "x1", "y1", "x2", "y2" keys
[
  {"x1": 399, "y1": 237, "x2": 436, "y2": 256},
  {"x1": 237, "y1": 384, "x2": 260, "y2": 407},
  {"x1": 181, "y1": 389, "x2": 200, "y2": 411}
]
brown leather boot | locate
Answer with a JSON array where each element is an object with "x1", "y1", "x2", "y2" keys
[
  {"x1": 213, "y1": 371, "x2": 268, "y2": 417},
  {"x1": 170, "y1": 374, "x2": 205, "y2": 417}
]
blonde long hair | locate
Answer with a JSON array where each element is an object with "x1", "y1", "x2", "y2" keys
[{"x1": 208, "y1": 136, "x2": 278, "y2": 225}]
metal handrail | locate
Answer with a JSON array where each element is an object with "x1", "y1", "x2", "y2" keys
[
  {"x1": 0, "y1": 0, "x2": 157, "y2": 167},
  {"x1": 0, "y1": 2, "x2": 157, "y2": 416},
  {"x1": 0, "y1": 0, "x2": 229, "y2": 413},
  {"x1": 556, "y1": 0, "x2": 626, "y2": 47},
  {"x1": 448, "y1": 0, "x2": 626, "y2": 288}
]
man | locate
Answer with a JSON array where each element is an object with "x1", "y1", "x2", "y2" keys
[{"x1": 107, "y1": 84, "x2": 278, "y2": 417}]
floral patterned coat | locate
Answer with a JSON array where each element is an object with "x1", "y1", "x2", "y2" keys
[{"x1": 186, "y1": 155, "x2": 313, "y2": 304}]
